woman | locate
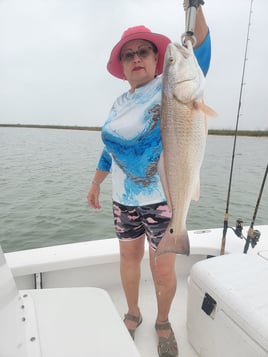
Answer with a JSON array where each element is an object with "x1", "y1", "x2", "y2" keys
[{"x1": 87, "y1": 5, "x2": 210, "y2": 357}]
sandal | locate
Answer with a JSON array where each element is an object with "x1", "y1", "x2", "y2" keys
[
  {"x1": 124, "y1": 312, "x2": 143, "y2": 339},
  {"x1": 155, "y1": 321, "x2": 178, "y2": 357}
]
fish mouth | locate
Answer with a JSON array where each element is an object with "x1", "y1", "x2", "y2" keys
[{"x1": 175, "y1": 76, "x2": 197, "y2": 85}]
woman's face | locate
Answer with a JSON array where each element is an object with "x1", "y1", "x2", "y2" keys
[{"x1": 120, "y1": 39, "x2": 158, "y2": 92}]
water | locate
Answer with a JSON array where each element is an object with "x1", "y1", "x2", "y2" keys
[{"x1": 0, "y1": 127, "x2": 267, "y2": 252}]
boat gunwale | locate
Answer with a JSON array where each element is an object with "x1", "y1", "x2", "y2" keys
[{"x1": 5, "y1": 226, "x2": 265, "y2": 278}]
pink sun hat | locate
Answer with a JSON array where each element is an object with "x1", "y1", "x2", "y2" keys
[{"x1": 107, "y1": 25, "x2": 171, "y2": 79}]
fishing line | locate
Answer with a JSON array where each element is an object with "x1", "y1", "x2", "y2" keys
[{"x1": 220, "y1": 0, "x2": 254, "y2": 255}]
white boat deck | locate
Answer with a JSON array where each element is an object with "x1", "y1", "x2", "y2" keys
[{"x1": 108, "y1": 256, "x2": 200, "y2": 357}]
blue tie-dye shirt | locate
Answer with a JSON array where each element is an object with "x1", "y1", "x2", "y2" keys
[{"x1": 97, "y1": 32, "x2": 211, "y2": 206}]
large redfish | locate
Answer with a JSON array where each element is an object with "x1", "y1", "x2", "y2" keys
[{"x1": 157, "y1": 41, "x2": 215, "y2": 256}]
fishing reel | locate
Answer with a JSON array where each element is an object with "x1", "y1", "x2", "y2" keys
[
  {"x1": 227, "y1": 218, "x2": 244, "y2": 238},
  {"x1": 221, "y1": 217, "x2": 261, "y2": 255},
  {"x1": 234, "y1": 218, "x2": 244, "y2": 238},
  {"x1": 230, "y1": 218, "x2": 261, "y2": 253},
  {"x1": 243, "y1": 228, "x2": 261, "y2": 253},
  {"x1": 249, "y1": 229, "x2": 261, "y2": 248}
]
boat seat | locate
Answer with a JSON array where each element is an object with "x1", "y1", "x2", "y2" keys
[{"x1": 0, "y1": 246, "x2": 140, "y2": 357}]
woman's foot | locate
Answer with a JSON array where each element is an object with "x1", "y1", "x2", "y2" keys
[
  {"x1": 124, "y1": 311, "x2": 143, "y2": 339},
  {"x1": 155, "y1": 320, "x2": 178, "y2": 357}
]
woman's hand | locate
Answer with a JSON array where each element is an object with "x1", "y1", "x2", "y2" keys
[{"x1": 87, "y1": 182, "x2": 101, "y2": 209}]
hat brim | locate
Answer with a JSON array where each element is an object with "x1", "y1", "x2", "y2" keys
[{"x1": 107, "y1": 31, "x2": 171, "y2": 79}]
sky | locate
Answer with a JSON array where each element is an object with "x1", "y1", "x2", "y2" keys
[{"x1": 0, "y1": 0, "x2": 267, "y2": 130}]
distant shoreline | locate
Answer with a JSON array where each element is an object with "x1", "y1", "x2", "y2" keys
[{"x1": 0, "y1": 123, "x2": 267, "y2": 137}]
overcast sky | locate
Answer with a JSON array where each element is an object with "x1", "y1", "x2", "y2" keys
[{"x1": 0, "y1": 0, "x2": 267, "y2": 130}]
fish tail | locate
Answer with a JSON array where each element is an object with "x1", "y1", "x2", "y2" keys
[{"x1": 156, "y1": 228, "x2": 190, "y2": 256}]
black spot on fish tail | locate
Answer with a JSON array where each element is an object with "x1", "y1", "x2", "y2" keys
[{"x1": 156, "y1": 229, "x2": 190, "y2": 256}]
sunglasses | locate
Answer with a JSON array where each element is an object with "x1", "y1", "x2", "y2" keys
[{"x1": 120, "y1": 46, "x2": 154, "y2": 62}]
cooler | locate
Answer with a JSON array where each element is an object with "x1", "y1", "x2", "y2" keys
[{"x1": 187, "y1": 253, "x2": 268, "y2": 357}]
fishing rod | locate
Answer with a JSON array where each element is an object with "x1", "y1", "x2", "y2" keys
[
  {"x1": 243, "y1": 163, "x2": 268, "y2": 253},
  {"x1": 220, "y1": 0, "x2": 254, "y2": 255},
  {"x1": 225, "y1": 163, "x2": 267, "y2": 252}
]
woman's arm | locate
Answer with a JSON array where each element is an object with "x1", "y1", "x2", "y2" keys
[{"x1": 195, "y1": 6, "x2": 209, "y2": 47}]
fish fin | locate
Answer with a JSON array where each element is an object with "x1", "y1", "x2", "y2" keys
[
  {"x1": 158, "y1": 153, "x2": 172, "y2": 208},
  {"x1": 194, "y1": 101, "x2": 217, "y2": 118},
  {"x1": 156, "y1": 228, "x2": 190, "y2": 256}
]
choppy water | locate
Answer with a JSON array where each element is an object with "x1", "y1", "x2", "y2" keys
[{"x1": 0, "y1": 127, "x2": 267, "y2": 252}]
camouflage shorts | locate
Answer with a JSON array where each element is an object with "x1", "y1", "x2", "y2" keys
[{"x1": 112, "y1": 201, "x2": 171, "y2": 250}]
